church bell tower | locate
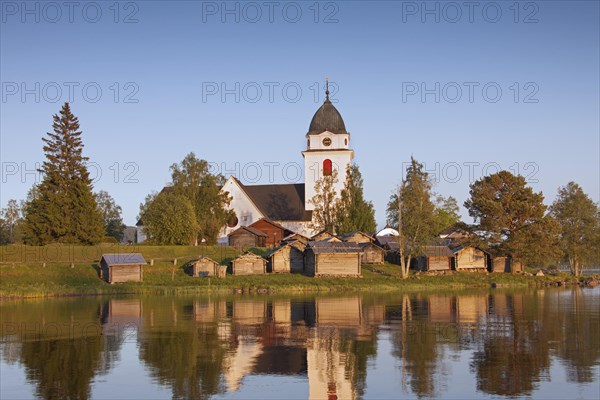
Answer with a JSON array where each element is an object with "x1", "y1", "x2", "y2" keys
[{"x1": 302, "y1": 80, "x2": 354, "y2": 211}]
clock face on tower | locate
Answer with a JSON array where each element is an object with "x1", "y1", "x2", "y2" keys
[{"x1": 322, "y1": 137, "x2": 332, "y2": 146}]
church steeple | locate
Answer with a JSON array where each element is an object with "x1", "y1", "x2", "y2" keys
[{"x1": 307, "y1": 79, "x2": 347, "y2": 136}]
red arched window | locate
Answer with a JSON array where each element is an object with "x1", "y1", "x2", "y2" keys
[{"x1": 323, "y1": 159, "x2": 332, "y2": 176}]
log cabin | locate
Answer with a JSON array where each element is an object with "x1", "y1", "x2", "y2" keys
[
  {"x1": 228, "y1": 226, "x2": 268, "y2": 249},
  {"x1": 311, "y1": 230, "x2": 338, "y2": 242},
  {"x1": 265, "y1": 243, "x2": 304, "y2": 273},
  {"x1": 359, "y1": 242, "x2": 386, "y2": 264},
  {"x1": 416, "y1": 245, "x2": 454, "y2": 272},
  {"x1": 188, "y1": 256, "x2": 226, "y2": 278},
  {"x1": 340, "y1": 231, "x2": 374, "y2": 244},
  {"x1": 100, "y1": 253, "x2": 146, "y2": 284},
  {"x1": 248, "y1": 218, "x2": 294, "y2": 248},
  {"x1": 451, "y1": 245, "x2": 488, "y2": 270},
  {"x1": 281, "y1": 232, "x2": 310, "y2": 246},
  {"x1": 304, "y1": 241, "x2": 362, "y2": 277},
  {"x1": 231, "y1": 251, "x2": 267, "y2": 275}
]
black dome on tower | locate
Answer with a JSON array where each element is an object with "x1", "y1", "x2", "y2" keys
[{"x1": 308, "y1": 82, "x2": 347, "y2": 135}]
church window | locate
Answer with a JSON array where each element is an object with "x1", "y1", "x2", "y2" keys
[
  {"x1": 345, "y1": 138, "x2": 348, "y2": 145},
  {"x1": 323, "y1": 159, "x2": 332, "y2": 176}
]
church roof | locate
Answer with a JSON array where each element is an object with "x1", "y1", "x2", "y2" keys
[
  {"x1": 308, "y1": 82, "x2": 347, "y2": 135},
  {"x1": 233, "y1": 178, "x2": 313, "y2": 222}
]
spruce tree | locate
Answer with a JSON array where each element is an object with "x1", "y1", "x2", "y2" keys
[
  {"x1": 335, "y1": 164, "x2": 377, "y2": 235},
  {"x1": 23, "y1": 103, "x2": 104, "y2": 245}
]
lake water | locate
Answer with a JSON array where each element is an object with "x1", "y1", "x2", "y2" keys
[{"x1": 1, "y1": 288, "x2": 598, "y2": 400}]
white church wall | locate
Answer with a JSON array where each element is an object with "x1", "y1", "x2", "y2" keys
[{"x1": 220, "y1": 177, "x2": 264, "y2": 240}]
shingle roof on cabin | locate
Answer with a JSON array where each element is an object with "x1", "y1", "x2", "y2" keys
[
  {"x1": 421, "y1": 245, "x2": 454, "y2": 257},
  {"x1": 340, "y1": 231, "x2": 374, "y2": 242},
  {"x1": 307, "y1": 241, "x2": 363, "y2": 254},
  {"x1": 228, "y1": 226, "x2": 269, "y2": 237},
  {"x1": 101, "y1": 253, "x2": 146, "y2": 266}
]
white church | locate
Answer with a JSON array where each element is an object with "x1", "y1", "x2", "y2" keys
[{"x1": 217, "y1": 84, "x2": 354, "y2": 242}]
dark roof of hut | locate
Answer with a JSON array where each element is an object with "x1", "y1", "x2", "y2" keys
[
  {"x1": 307, "y1": 241, "x2": 362, "y2": 254},
  {"x1": 101, "y1": 253, "x2": 146, "y2": 266}
]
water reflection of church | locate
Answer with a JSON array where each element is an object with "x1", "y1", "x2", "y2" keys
[{"x1": 97, "y1": 294, "x2": 497, "y2": 399}]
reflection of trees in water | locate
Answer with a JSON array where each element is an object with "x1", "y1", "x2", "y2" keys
[
  {"x1": 0, "y1": 290, "x2": 598, "y2": 399},
  {"x1": 0, "y1": 299, "x2": 110, "y2": 400},
  {"x1": 390, "y1": 294, "x2": 442, "y2": 398},
  {"x1": 137, "y1": 299, "x2": 228, "y2": 400},
  {"x1": 19, "y1": 337, "x2": 104, "y2": 400}
]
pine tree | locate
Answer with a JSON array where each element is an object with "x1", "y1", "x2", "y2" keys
[
  {"x1": 464, "y1": 170, "x2": 558, "y2": 268},
  {"x1": 335, "y1": 164, "x2": 376, "y2": 235},
  {"x1": 23, "y1": 103, "x2": 104, "y2": 245}
]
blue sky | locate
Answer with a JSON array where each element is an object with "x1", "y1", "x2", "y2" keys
[{"x1": 1, "y1": 0, "x2": 599, "y2": 227}]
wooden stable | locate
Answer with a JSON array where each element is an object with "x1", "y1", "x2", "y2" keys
[
  {"x1": 451, "y1": 246, "x2": 488, "y2": 270},
  {"x1": 189, "y1": 256, "x2": 226, "y2": 278},
  {"x1": 304, "y1": 241, "x2": 362, "y2": 277},
  {"x1": 100, "y1": 253, "x2": 146, "y2": 284},
  {"x1": 266, "y1": 243, "x2": 304, "y2": 273},
  {"x1": 340, "y1": 231, "x2": 374, "y2": 244},
  {"x1": 231, "y1": 252, "x2": 267, "y2": 275},
  {"x1": 248, "y1": 218, "x2": 293, "y2": 247},
  {"x1": 359, "y1": 242, "x2": 385, "y2": 264},
  {"x1": 417, "y1": 245, "x2": 454, "y2": 271},
  {"x1": 228, "y1": 226, "x2": 268, "y2": 248}
]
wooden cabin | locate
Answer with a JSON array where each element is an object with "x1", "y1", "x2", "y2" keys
[
  {"x1": 228, "y1": 226, "x2": 268, "y2": 248},
  {"x1": 248, "y1": 218, "x2": 293, "y2": 247},
  {"x1": 231, "y1": 252, "x2": 267, "y2": 275},
  {"x1": 490, "y1": 256, "x2": 510, "y2": 273},
  {"x1": 266, "y1": 243, "x2": 304, "y2": 273},
  {"x1": 416, "y1": 245, "x2": 454, "y2": 271},
  {"x1": 311, "y1": 230, "x2": 337, "y2": 242},
  {"x1": 451, "y1": 246, "x2": 488, "y2": 270},
  {"x1": 281, "y1": 232, "x2": 309, "y2": 246},
  {"x1": 340, "y1": 231, "x2": 374, "y2": 244},
  {"x1": 359, "y1": 242, "x2": 385, "y2": 264},
  {"x1": 189, "y1": 256, "x2": 226, "y2": 278},
  {"x1": 304, "y1": 241, "x2": 362, "y2": 277},
  {"x1": 100, "y1": 253, "x2": 146, "y2": 284}
]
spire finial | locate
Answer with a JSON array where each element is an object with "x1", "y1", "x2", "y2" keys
[{"x1": 325, "y1": 76, "x2": 330, "y2": 101}]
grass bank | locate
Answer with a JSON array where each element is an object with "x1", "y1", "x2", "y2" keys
[{"x1": 0, "y1": 244, "x2": 591, "y2": 299}]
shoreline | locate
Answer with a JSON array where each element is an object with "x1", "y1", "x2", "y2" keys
[{"x1": 1, "y1": 262, "x2": 597, "y2": 300}]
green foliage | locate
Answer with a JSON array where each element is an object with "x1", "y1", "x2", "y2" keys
[
  {"x1": 386, "y1": 157, "x2": 439, "y2": 256},
  {"x1": 550, "y1": 182, "x2": 600, "y2": 276},
  {"x1": 139, "y1": 192, "x2": 198, "y2": 245},
  {"x1": 22, "y1": 103, "x2": 104, "y2": 245},
  {"x1": 95, "y1": 190, "x2": 126, "y2": 241},
  {"x1": 432, "y1": 194, "x2": 461, "y2": 233},
  {"x1": 0, "y1": 199, "x2": 24, "y2": 244},
  {"x1": 169, "y1": 153, "x2": 234, "y2": 244},
  {"x1": 464, "y1": 170, "x2": 559, "y2": 266},
  {"x1": 310, "y1": 168, "x2": 340, "y2": 233},
  {"x1": 335, "y1": 164, "x2": 377, "y2": 235}
]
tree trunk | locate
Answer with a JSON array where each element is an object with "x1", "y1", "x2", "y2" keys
[{"x1": 398, "y1": 186, "x2": 409, "y2": 279}]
